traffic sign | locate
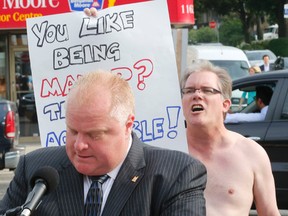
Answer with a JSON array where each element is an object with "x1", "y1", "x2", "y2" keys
[{"x1": 209, "y1": 21, "x2": 217, "y2": 29}]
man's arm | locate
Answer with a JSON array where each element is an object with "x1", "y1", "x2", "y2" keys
[
  {"x1": 161, "y1": 159, "x2": 207, "y2": 216},
  {"x1": 252, "y1": 143, "x2": 280, "y2": 216},
  {"x1": 225, "y1": 112, "x2": 265, "y2": 123}
]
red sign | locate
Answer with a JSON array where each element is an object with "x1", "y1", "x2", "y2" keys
[
  {"x1": 209, "y1": 21, "x2": 217, "y2": 29},
  {"x1": 0, "y1": 0, "x2": 194, "y2": 29},
  {"x1": 167, "y1": 0, "x2": 194, "y2": 26},
  {"x1": 0, "y1": 0, "x2": 71, "y2": 29}
]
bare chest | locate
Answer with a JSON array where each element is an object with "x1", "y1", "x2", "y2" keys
[{"x1": 202, "y1": 153, "x2": 254, "y2": 213}]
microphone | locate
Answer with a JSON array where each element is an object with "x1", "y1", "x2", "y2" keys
[{"x1": 20, "y1": 166, "x2": 60, "y2": 216}]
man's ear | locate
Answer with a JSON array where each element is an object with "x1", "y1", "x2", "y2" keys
[
  {"x1": 257, "y1": 98, "x2": 264, "y2": 105},
  {"x1": 223, "y1": 98, "x2": 231, "y2": 112},
  {"x1": 126, "y1": 114, "x2": 135, "y2": 132}
]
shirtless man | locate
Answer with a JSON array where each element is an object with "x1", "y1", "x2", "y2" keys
[{"x1": 181, "y1": 60, "x2": 280, "y2": 216}]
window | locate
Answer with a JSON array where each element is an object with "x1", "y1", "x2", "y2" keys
[{"x1": 281, "y1": 91, "x2": 288, "y2": 119}]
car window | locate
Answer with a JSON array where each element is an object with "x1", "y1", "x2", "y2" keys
[
  {"x1": 245, "y1": 50, "x2": 277, "y2": 62},
  {"x1": 281, "y1": 90, "x2": 288, "y2": 119},
  {"x1": 284, "y1": 58, "x2": 288, "y2": 69},
  {"x1": 231, "y1": 87, "x2": 255, "y2": 113},
  {"x1": 230, "y1": 82, "x2": 276, "y2": 119},
  {"x1": 246, "y1": 52, "x2": 261, "y2": 61},
  {"x1": 210, "y1": 60, "x2": 249, "y2": 80},
  {"x1": 0, "y1": 103, "x2": 8, "y2": 119}
]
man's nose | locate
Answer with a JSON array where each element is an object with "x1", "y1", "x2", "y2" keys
[
  {"x1": 74, "y1": 134, "x2": 88, "y2": 151},
  {"x1": 192, "y1": 89, "x2": 203, "y2": 98}
]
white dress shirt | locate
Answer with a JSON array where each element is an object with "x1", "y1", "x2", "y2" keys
[
  {"x1": 83, "y1": 135, "x2": 132, "y2": 215},
  {"x1": 225, "y1": 106, "x2": 269, "y2": 123},
  {"x1": 264, "y1": 64, "x2": 270, "y2": 72}
]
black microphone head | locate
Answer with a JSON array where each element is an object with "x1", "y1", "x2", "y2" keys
[{"x1": 30, "y1": 166, "x2": 60, "y2": 194}]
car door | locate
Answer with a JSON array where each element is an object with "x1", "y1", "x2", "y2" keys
[
  {"x1": 265, "y1": 78, "x2": 288, "y2": 144},
  {"x1": 263, "y1": 78, "x2": 288, "y2": 208}
]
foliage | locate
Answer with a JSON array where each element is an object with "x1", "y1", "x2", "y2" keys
[
  {"x1": 219, "y1": 17, "x2": 244, "y2": 46},
  {"x1": 194, "y1": 0, "x2": 254, "y2": 43},
  {"x1": 239, "y1": 40, "x2": 270, "y2": 50},
  {"x1": 194, "y1": 0, "x2": 288, "y2": 42},
  {"x1": 268, "y1": 38, "x2": 288, "y2": 57},
  {"x1": 247, "y1": 0, "x2": 281, "y2": 24},
  {"x1": 188, "y1": 29, "x2": 197, "y2": 44},
  {"x1": 188, "y1": 27, "x2": 218, "y2": 44},
  {"x1": 239, "y1": 38, "x2": 288, "y2": 57},
  {"x1": 188, "y1": 18, "x2": 245, "y2": 46}
]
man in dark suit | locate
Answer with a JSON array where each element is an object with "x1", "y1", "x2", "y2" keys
[
  {"x1": 260, "y1": 54, "x2": 271, "y2": 72},
  {"x1": 0, "y1": 71, "x2": 207, "y2": 216}
]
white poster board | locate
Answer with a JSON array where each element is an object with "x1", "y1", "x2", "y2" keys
[{"x1": 26, "y1": 0, "x2": 188, "y2": 153}]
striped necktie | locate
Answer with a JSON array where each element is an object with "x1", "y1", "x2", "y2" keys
[{"x1": 84, "y1": 175, "x2": 109, "y2": 216}]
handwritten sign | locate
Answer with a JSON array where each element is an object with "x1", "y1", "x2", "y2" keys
[{"x1": 26, "y1": 0, "x2": 188, "y2": 153}]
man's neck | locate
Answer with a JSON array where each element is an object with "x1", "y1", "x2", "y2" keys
[{"x1": 186, "y1": 125, "x2": 227, "y2": 149}]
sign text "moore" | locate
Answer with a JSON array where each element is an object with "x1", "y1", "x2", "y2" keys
[{"x1": 3, "y1": 0, "x2": 59, "y2": 9}]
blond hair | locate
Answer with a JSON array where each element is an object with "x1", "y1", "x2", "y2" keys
[
  {"x1": 251, "y1": 65, "x2": 261, "y2": 73},
  {"x1": 66, "y1": 70, "x2": 135, "y2": 125}
]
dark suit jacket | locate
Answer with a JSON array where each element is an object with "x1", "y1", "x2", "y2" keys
[
  {"x1": 260, "y1": 64, "x2": 274, "y2": 72},
  {"x1": 0, "y1": 133, "x2": 206, "y2": 216}
]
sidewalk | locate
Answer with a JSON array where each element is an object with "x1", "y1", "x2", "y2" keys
[{"x1": 18, "y1": 142, "x2": 42, "y2": 154}]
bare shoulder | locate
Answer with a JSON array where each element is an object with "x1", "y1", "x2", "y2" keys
[{"x1": 227, "y1": 130, "x2": 269, "y2": 162}]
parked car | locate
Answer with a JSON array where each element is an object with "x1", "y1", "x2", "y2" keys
[
  {"x1": 18, "y1": 92, "x2": 37, "y2": 122},
  {"x1": 0, "y1": 99, "x2": 23, "y2": 170},
  {"x1": 187, "y1": 45, "x2": 250, "y2": 80},
  {"x1": 244, "y1": 49, "x2": 277, "y2": 67},
  {"x1": 225, "y1": 70, "x2": 288, "y2": 209}
]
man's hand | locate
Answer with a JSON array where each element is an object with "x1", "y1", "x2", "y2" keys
[{"x1": 84, "y1": 7, "x2": 98, "y2": 17}]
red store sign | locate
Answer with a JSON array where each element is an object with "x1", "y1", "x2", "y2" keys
[{"x1": 0, "y1": 0, "x2": 194, "y2": 29}]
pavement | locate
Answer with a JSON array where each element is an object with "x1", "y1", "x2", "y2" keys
[{"x1": 18, "y1": 142, "x2": 42, "y2": 154}]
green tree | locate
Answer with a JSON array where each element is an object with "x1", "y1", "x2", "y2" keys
[
  {"x1": 194, "y1": 0, "x2": 288, "y2": 43},
  {"x1": 188, "y1": 27, "x2": 218, "y2": 44},
  {"x1": 247, "y1": 0, "x2": 288, "y2": 38},
  {"x1": 194, "y1": 0, "x2": 253, "y2": 43},
  {"x1": 219, "y1": 17, "x2": 244, "y2": 46}
]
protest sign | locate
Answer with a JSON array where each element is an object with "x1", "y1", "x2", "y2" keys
[{"x1": 26, "y1": 0, "x2": 188, "y2": 152}]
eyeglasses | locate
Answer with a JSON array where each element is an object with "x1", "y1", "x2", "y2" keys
[{"x1": 181, "y1": 87, "x2": 222, "y2": 96}]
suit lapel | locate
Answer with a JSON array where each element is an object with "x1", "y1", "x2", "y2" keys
[
  {"x1": 56, "y1": 157, "x2": 84, "y2": 216},
  {"x1": 102, "y1": 134, "x2": 146, "y2": 215}
]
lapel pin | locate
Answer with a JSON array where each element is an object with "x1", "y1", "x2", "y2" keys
[{"x1": 131, "y1": 176, "x2": 139, "y2": 182}]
